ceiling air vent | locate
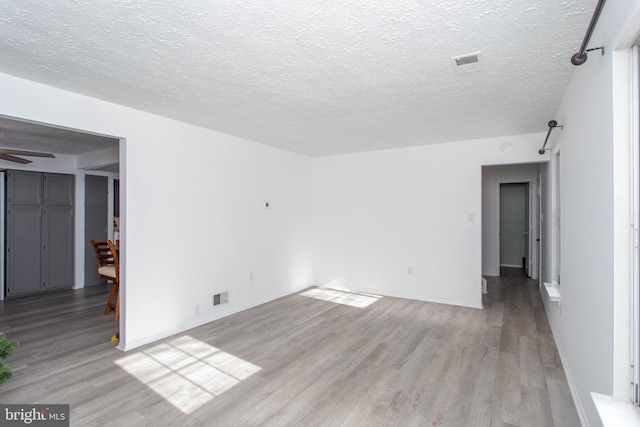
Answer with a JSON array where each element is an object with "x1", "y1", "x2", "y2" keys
[{"x1": 451, "y1": 52, "x2": 484, "y2": 75}]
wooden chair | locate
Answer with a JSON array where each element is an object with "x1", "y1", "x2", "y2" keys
[
  {"x1": 89, "y1": 238, "x2": 119, "y2": 320},
  {"x1": 107, "y1": 240, "x2": 120, "y2": 321}
]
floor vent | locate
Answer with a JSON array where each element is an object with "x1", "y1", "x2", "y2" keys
[{"x1": 213, "y1": 292, "x2": 229, "y2": 306}]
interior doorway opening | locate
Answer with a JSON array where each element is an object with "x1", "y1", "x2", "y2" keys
[
  {"x1": 0, "y1": 114, "x2": 124, "y2": 345},
  {"x1": 500, "y1": 182, "x2": 530, "y2": 274},
  {"x1": 482, "y1": 164, "x2": 542, "y2": 282}
]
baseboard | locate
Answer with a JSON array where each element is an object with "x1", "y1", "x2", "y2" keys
[
  {"x1": 542, "y1": 293, "x2": 589, "y2": 426},
  {"x1": 324, "y1": 285, "x2": 484, "y2": 310},
  {"x1": 122, "y1": 283, "x2": 484, "y2": 351},
  {"x1": 121, "y1": 285, "x2": 312, "y2": 351},
  {"x1": 499, "y1": 264, "x2": 524, "y2": 269}
]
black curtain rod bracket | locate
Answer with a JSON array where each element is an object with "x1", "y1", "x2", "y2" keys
[
  {"x1": 586, "y1": 46, "x2": 605, "y2": 55},
  {"x1": 538, "y1": 120, "x2": 563, "y2": 155},
  {"x1": 571, "y1": 0, "x2": 607, "y2": 66}
]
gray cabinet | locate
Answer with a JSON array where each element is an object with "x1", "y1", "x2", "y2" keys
[
  {"x1": 44, "y1": 173, "x2": 74, "y2": 206},
  {"x1": 8, "y1": 170, "x2": 42, "y2": 205},
  {"x1": 6, "y1": 170, "x2": 74, "y2": 297}
]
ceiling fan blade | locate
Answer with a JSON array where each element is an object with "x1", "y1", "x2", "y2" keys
[
  {"x1": 0, "y1": 154, "x2": 32, "y2": 164},
  {"x1": 0, "y1": 149, "x2": 55, "y2": 158}
]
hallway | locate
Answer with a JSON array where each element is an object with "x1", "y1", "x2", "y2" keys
[{"x1": 484, "y1": 267, "x2": 580, "y2": 426}]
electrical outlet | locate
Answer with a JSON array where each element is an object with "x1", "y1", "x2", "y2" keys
[
  {"x1": 408, "y1": 266, "x2": 413, "y2": 275},
  {"x1": 194, "y1": 305, "x2": 200, "y2": 315},
  {"x1": 249, "y1": 272, "x2": 254, "y2": 281}
]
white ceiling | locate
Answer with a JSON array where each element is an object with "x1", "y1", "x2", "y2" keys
[{"x1": 0, "y1": 0, "x2": 594, "y2": 157}]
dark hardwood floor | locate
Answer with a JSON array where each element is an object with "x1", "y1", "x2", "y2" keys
[{"x1": 0, "y1": 269, "x2": 580, "y2": 426}]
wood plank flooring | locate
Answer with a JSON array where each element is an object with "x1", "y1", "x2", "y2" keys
[{"x1": 0, "y1": 268, "x2": 580, "y2": 426}]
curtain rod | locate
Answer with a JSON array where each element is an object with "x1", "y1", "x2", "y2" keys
[
  {"x1": 571, "y1": 0, "x2": 607, "y2": 65},
  {"x1": 538, "y1": 120, "x2": 562, "y2": 155}
]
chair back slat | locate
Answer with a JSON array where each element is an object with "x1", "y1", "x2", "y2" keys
[
  {"x1": 107, "y1": 240, "x2": 119, "y2": 282},
  {"x1": 90, "y1": 238, "x2": 115, "y2": 268}
]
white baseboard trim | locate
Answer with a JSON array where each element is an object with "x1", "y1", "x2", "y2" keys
[
  {"x1": 121, "y1": 283, "x2": 485, "y2": 351},
  {"x1": 121, "y1": 284, "x2": 311, "y2": 351},
  {"x1": 499, "y1": 264, "x2": 524, "y2": 268},
  {"x1": 542, "y1": 292, "x2": 588, "y2": 426},
  {"x1": 324, "y1": 285, "x2": 484, "y2": 310}
]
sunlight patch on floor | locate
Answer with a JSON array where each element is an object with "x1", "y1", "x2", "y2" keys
[
  {"x1": 300, "y1": 287, "x2": 382, "y2": 308},
  {"x1": 115, "y1": 335, "x2": 261, "y2": 414}
]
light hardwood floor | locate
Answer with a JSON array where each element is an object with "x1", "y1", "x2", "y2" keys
[{"x1": 0, "y1": 269, "x2": 580, "y2": 426}]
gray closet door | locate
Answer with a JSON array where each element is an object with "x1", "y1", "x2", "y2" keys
[
  {"x1": 6, "y1": 205, "x2": 43, "y2": 296},
  {"x1": 43, "y1": 206, "x2": 74, "y2": 290},
  {"x1": 44, "y1": 173, "x2": 73, "y2": 206},
  {"x1": 5, "y1": 171, "x2": 74, "y2": 297},
  {"x1": 84, "y1": 175, "x2": 108, "y2": 286},
  {"x1": 43, "y1": 173, "x2": 74, "y2": 289},
  {"x1": 8, "y1": 170, "x2": 42, "y2": 205}
]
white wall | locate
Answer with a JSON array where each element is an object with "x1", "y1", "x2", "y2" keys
[
  {"x1": 539, "y1": 2, "x2": 640, "y2": 426},
  {"x1": 482, "y1": 164, "x2": 540, "y2": 277},
  {"x1": 313, "y1": 133, "x2": 546, "y2": 308},
  {"x1": 0, "y1": 73, "x2": 315, "y2": 350}
]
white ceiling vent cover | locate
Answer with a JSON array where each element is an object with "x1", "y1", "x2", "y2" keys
[{"x1": 451, "y1": 52, "x2": 484, "y2": 75}]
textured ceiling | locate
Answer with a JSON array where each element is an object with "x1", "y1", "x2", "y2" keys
[
  {"x1": 0, "y1": 0, "x2": 594, "y2": 157},
  {"x1": 0, "y1": 116, "x2": 118, "y2": 155}
]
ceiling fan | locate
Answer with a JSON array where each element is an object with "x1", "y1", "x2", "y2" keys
[{"x1": 0, "y1": 149, "x2": 55, "y2": 164}]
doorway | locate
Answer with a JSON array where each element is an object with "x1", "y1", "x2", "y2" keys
[
  {"x1": 481, "y1": 164, "x2": 541, "y2": 281},
  {"x1": 500, "y1": 183, "x2": 531, "y2": 276}
]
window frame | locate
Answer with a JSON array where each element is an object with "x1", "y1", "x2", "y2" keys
[{"x1": 632, "y1": 42, "x2": 640, "y2": 407}]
